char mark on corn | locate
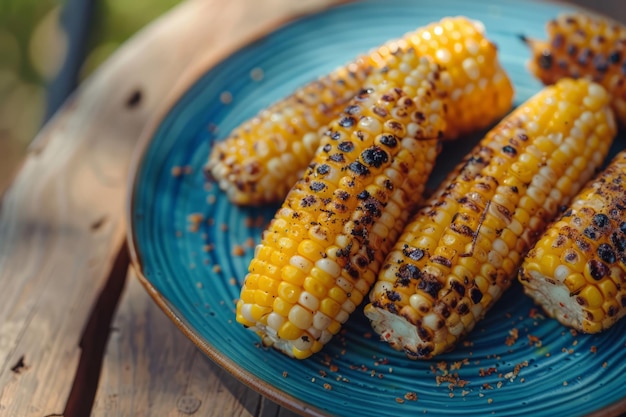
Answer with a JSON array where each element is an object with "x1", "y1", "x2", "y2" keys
[
  {"x1": 236, "y1": 54, "x2": 447, "y2": 359},
  {"x1": 519, "y1": 150, "x2": 626, "y2": 333},
  {"x1": 206, "y1": 16, "x2": 513, "y2": 205},
  {"x1": 364, "y1": 78, "x2": 617, "y2": 359},
  {"x1": 523, "y1": 12, "x2": 626, "y2": 125}
]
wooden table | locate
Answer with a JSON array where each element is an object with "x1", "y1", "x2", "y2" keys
[{"x1": 1, "y1": 1, "x2": 625, "y2": 416}]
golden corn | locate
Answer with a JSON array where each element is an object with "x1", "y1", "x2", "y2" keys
[
  {"x1": 364, "y1": 78, "x2": 616, "y2": 359},
  {"x1": 236, "y1": 54, "x2": 447, "y2": 359},
  {"x1": 523, "y1": 12, "x2": 626, "y2": 124},
  {"x1": 206, "y1": 17, "x2": 514, "y2": 205},
  {"x1": 519, "y1": 150, "x2": 626, "y2": 333}
]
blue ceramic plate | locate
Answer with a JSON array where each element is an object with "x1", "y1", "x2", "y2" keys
[{"x1": 128, "y1": 1, "x2": 626, "y2": 416}]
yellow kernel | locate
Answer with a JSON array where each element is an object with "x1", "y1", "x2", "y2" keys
[
  {"x1": 250, "y1": 304, "x2": 271, "y2": 321},
  {"x1": 327, "y1": 319, "x2": 342, "y2": 335},
  {"x1": 288, "y1": 305, "x2": 313, "y2": 329},
  {"x1": 597, "y1": 279, "x2": 617, "y2": 299},
  {"x1": 281, "y1": 265, "x2": 306, "y2": 286},
  {"x1": 579, "y1": 285, "x2": 603, "y2": 309},
  {"x1": 270, "y1": 250, "x2": 288, "y2": 266},
  {"x1": 292, "y1": 346, "x2": 313, "y2": 360},
  {"x1": 304, "y1": 277, "x2": 327, "y2": 299},
  {"x1": 328, "y1": 286, "x2": 348, "y2": 304},
  {"x1": 278, "y1": 321, "x2": 303, "y2": 340},
  {"x1": 258, "y1": 275, "x2": 280, "y2": 294},
  {"x1": 278, "y1": 237, "x2": 297, "y2": 255},
  {"x1": 254, "y1": 291, "x2": 274, "y2": 307},
  {"x1": 298, "y1": 239, "x2": 324, "y2": 260},
  {"x1": 240, "y1": 288, "x2": 256, "y2": 303},
  {"x1": 278, "y1": 282, "x2": 302, "y2": 304},
  {"x1": 310, "y1": 266, "x2": 337, "y2": 287},
  {"x1": 320, "y1": 298, "x2": 342, "y2": 318},
  {"x1": 255, "y1": 245, "x2": 273, "y2": 260},
  {"x1": 273, "y1": 297, "x2": 293, "y2": 316}
]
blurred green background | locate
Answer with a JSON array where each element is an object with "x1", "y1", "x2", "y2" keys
[
  {"x1": 0, "y1": 0, "x2": 182, "y2": 191},
  {"x1": 0, "y1": 0, "x2": 624, "y2": 195}
]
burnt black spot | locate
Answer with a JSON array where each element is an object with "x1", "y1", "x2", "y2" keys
[
  {"x1": 609, "y1": 50, "x2": 622, "y2": 64},
  {"x1": 598, "y1": 243, "x2": 616, "y2": 264},
  {"x1": 357, "y1": 190, "x2": 370, "y2": 200},
  {"x1": 457, "y1": 303, "x2": 470, "y2": 315},
  {"x1": 126, "y1": 89, "x2": 142, "y2": 108},
  {"x1": 310, "y1": 181, "x2": 327, "y2": 192},
  {"x1": 583, "y1": 226, "x2": 598, "y2": 240},
  {"x1": 322, "y1": 144, "x2": 332, "y2": 153},
  {"x1": 372, "y1": 106, "x2": 388, "y2": 118},
  {"x1": 345, "y1": 104, "x2": 360, "y2": 115},
  {"x1": 355, "y1": 255, "x2": 369, "y2": 268},
  {"x1": 567, "y1": 44, "x2": 577, "y2": 56},
  {"x1": 470, "y1": 287, "x2": 483, "y2": 304},
  {"x1": 330, "y1": 131, "x2": 342, "y2": 141},
  {"x1": 415, "y1": 345, "x2": 433, "y2": 357},
  {"x1": 564, "y1": 250, "x2": 579, "y2": 263},
  {"x1": 364, "y1": 201, "x2": 382, "y2": 217},
  {"x1": 511, "y1": 186, "x2": 519, "y2": 193},
  {"x1": 329, "y1": 153, "x2": 345, "y2": 163},
  {"x1": 431, "y1": 256, "x2": 452, "y2": 268},
  {"x1": 301, "y1": 195, "x2": 317, "y2": 207},
  {"x1": 593, "y1": 54, "x2": 609, "y2": 73},
  {"x1": 386, "y1": 290, "x2": 402, "y2": 302},
  {"x1": 336, "y1": 190, "x2": 350, "y2": 201},
  {"x1": 349, "y1": 161, "x2": 370, "y2": 176},
  {"x1": 552, "y1": 33, "x2": 564, "y2": 49},
  {"x1": 418, "y1": 275, "x2": 442, "y2": 298},
  {"x1": 588, "y1": 259, "x2": 609, "y2": 280},
  {"x1": 608, "y1": 304, "x2": 618, "y2": 317},
  {"x1": 620, "y1": 221, "x2": 626, "y2": 234},
  {"x1": 502, "y1": 145, "x2": 517, "y2": 156},
  {"x1": 316, "y1": 164, "x2": 330, "y2": 175},
  {"x1": 361, "y1": 146, "x2": 389, "y2": 168},
  {"x1": 611, "y1": 232, "x2": 626, "y2": 252},
  {"x1": 593, "y1": 213, "x2": 610, "y2": 228},
  {"x1": 517, "y1": 133, "x2": 529, "y2": 142},
  {"x1": 339, "y1": 116, "x2": 356, "y2": 128},
  {"x1": 379, "y1": 134, "x2": 398, "y2": 147},
  {"x1": 338, "y1": 141, "x2": 355, "y2": 152},
  {"x1": 538, "y1": 50, "x2": 553, "y2": 69},
  {"x1": 450, "y1": 280, "x2": 465, "y2": 296},
  {"x1": 578, "y1": 48, "x2": 593, "y2": 66},
  {"x1": 402, "y1": 245, "x2": 425, "y2": 261}
]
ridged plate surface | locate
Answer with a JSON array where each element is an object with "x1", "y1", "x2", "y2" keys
[{"x1": 128, "y1": 1, "x2": 626, "y2": 416}]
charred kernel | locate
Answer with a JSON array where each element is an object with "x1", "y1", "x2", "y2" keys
[
  {"x1": 373, "y1": 106, "x2": 388, "y2": 118},
  {"x1": 583, "y1": 226, "x2": 598, "y2": 240},
  {"x1": 539, "y1": 50, "x2": 553, "y2": 69},
  {"x1": 593, "y1": 213, "x2": 610, "y2": 228},
  {"x1": 336, "y1": 190, "x2": 350, "y2": 201},
  {"x1": 379, "y1": 134, "x2": 398, "y2": 147},
  {"x1": 457, "y1": 303, "x2": 470, "y2": 315},
  {"x1": 597, "y1": 243, "x2": 616, "y2": 263},
  {"x1": 330, "y1": 131, "x2": 342, "y2": 141},
  {"x1": 611, "y1": 232, "x2": 626, "y2": 252},
  {"x1": 565, "y1": 251, "x2": 579, "y2": 263},
  {"x1": 386, "y1": 290, "x2": 402, "y2": 302},
  {"x1": 511, "y1": 185, "x2": 519, "y2": 193},
  {"x1": 310, "y1": 181, "x2": 327, "y2": 192},
  {"x1": 431, "y1": 256, "x2": 452, "y2": 268},
  {"x1": 609, "y1": 51, "x2": 622, "y2": 64},
  {"x1": 316, "y1": 164, "x2": 330, "y2": 175},
  {"x1": 567, "y1": 44, "x2": 577, "y2": 56},
  {"x1": 593, "y1": 54, "x2": 609, "y2": 73},
  {"x1": 402, "y1": 245, "x2": 425, "y2": 261},
  {"x1": 620, "y1": 222, "x2": 626, "y2": 234},
  {"x1": 338, "y1": 116, "x2": 356, "y2": 128},
  {"x1": 450, "y1": 280, "x2": 466, "y2": 296},
  {"x1": 357, "y1": 190, "x2": 370, "y2": 200},
  {"x1": 578, "y1": 48, "x2": 593, "y2": 66},
  {"x1": 329, "y1": 153, "x2": 345, "y2": 163},
  {"x1": 301, "y1": 195, "x2": 317, "y2": 207},
  {"x1": 349, "y1": 161, "x2": 370, "y2": 176},
  {"x1": 552, "y1": 33, "x2": 565, "y2": 48},
  {"x1": 470, "y1": 287, "x2": 483, "y2": 304},
  {"x1": 418, "y1": 275, "x2": 443, "y2": 298},
  {"x1": 322, "y1": 144, "x2": 332, "y2": 153},
  {"x1": 588, "y1": 259, "x2": 609, "y2": 280},
  {"x1": 345, "y1": 104, "x2": 360, "y2": 115},
  {"x1": 502, "y1": 145, "x2": 517, "y2": 156},
  {"x1": 338, "y1": 141, "x2": 355, "y2": 152},
  {"x1": 361, "y1": 147, "x2": 389, "y2": 168},
  {"x1": 364, "y1": 202, "x2": 382, "y2": 216}
]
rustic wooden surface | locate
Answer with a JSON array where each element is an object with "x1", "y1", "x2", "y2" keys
[{"x1": 0, "y1": 1, "x2": 625, "y2": 417}]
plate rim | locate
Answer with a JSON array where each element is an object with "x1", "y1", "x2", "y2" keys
[{"x1": 125, "y1": 1, "x2": 626, "y2": 416}]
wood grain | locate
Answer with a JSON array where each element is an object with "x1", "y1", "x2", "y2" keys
[{"x1": 0, "y1": 0, "x2": 334, "y2": 416}]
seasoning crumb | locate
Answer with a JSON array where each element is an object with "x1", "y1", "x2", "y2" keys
[
  {"x1": 212, "y1": 265, "x2": 222, "y2": 273},
  {"x1": 563, "y1": 381, "x2": 568, "y2": 386},
  {"x1": 602, "y1": 361, "x2": 608, "y2": 368},
  {"x1": 171, "y1": 166, "x2": 182, "y2": 177},
  {"x1": 229, "y1": 277, "x2": 237, "y2": 286},
  {"x1": 250, "y1": 67, "x2": 264, "y2": 81},
  {"x1": 203, "y1": 244, "x2": 214, "y2": 252},
  {"x1": 505, "y1": 328, "x2": 519, "y2": 346},
  {"x1": 207, "y1": 195, "x2": 216, "y2": 205},
  {"x1": 487, "y1": 398, "x2": 493, "y2": 404},
  {"x1": 245, "y1": 237, "x2": 255, "y2": 248},
  {"x1": 528, "y1": 334, "x2": 542, "y2": 347},
  {"x1": 232, "y1": 245, "x2": 245, "y2": 256},
  {"x1": 323, "y1": 383, "x2": 332, "y2": 390},
  {"x1": 196, "y1": 282, "x2": 203, "y2": 289},
  {"x1": 220, "y1": 223, "x2": 228, "y2": 232},
  {"x1": 404, "y1": 392, "x2": 418, "y2": 401},
  {"x1": 590, "y1": 345, "x2": 597, "y2": 353},
  {"x1": 220, "y1": 91, "x2": 233, "y2": 104},
  {"x1": 282, "y1": 371, "x2": 288, "y2": 378},
  {"x1": 395, "y1": 398, "x2": 405, "y2": 404}
]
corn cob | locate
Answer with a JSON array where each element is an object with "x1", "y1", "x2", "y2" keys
[
  {"x1": 364, "y1": 78, "x2": 617, "y2": 359},
  {"x1": 519, "y1": 150, "x2": 626, "y2": 333},
  {"x1": 523, "y1": 12, "x2": 626, "y2": 125},
  {"x1": 236, "y1": 53, "x2": 447, "y2": 359},
  {"x1": 206, "y1": 17, "x2": 514, "y2": 205}
]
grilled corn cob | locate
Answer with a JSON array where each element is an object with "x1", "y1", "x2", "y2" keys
[
  {"x1": 236, "y1": 54, "x2": 447, "y2": 359},
  {"x1": 364, "y1": 78, "x2": 617, "y2": 359},
  {"x1": 523, "y1": 12, "x2": 626, "y2": 124},
  {"x1": 519, "y1": 150, "x2": 626, "y2": 333},
  {"x1": 206, "y1": 17, "x2": 514, "y2": 205}
]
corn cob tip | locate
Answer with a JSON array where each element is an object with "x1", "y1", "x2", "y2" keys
[{"x1": 519, "y1": 150, "x2": 626, "y2": 334}]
